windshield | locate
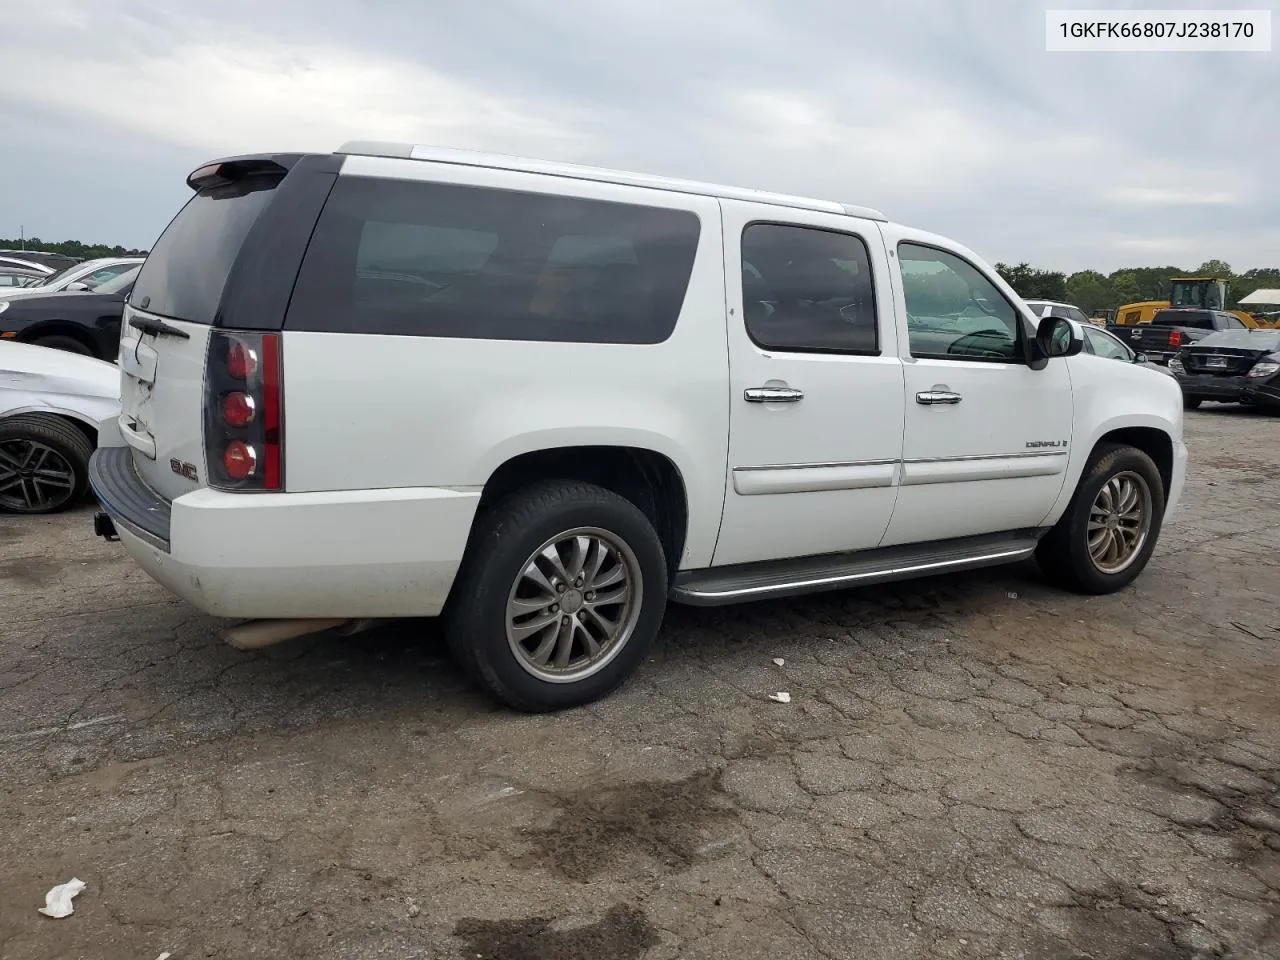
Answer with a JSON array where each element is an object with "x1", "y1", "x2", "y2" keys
[
  {"x1": 95, "y1": 265, "x2": 141, "y2": 295},
  {"x1": 1198, "y1": 330, "x2": 1280, "y2": 350},
  {"x1": 33, "y1": 262, "x2": 81, "y2": 288}
]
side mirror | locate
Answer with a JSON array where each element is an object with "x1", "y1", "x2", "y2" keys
[
  {"x1": 1133, "y1": 353, "x2": 1149, "y2": 364},
  {"x1": 65, "y1": 281, "x2": 90, "y2": 292},
  {"x1": 1035, "y1": 316, "x2": 1084, "y2": 359}
]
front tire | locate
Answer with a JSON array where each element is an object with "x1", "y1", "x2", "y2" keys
[
  {"x1": 1036, "y1": 443, "x2": 1165, "y2": 594},
  {"x1": 30, "y1": 335, "x2": 94, "y2": 358},
  {"x1": 444, "y1": 481, "x2": 669, "y2": 712},
  {"x1": 0, "y1": 414, "x2": 93, "y2": 514}
]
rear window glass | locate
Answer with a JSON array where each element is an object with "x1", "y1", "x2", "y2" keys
[
  {"x1": 285, "y1": 176, "x2": 701, "y2": 344},
  {"x1": 1152, "y1": 310, "x2": 1212, "y2": 328},
  {"x1": 130, "y1": 175, "x2": 281, "y2": 323},
  {"x1": 1199, "y1": 330, "x2": 1280, "y2": 349}
]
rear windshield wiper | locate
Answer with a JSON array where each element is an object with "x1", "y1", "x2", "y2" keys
[{"x1": 129, "y1": 317, "x2": 191, "y2": 340}]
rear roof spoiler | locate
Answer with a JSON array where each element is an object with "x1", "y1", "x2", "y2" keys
[{"x1": 185, "y1": 153, "x2": 312, "y2": 191}]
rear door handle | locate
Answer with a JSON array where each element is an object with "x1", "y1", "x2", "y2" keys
[
  {"x1": 745, "y1": 386, "x2": 804, "y2": 403},
  {"x1": 916, "y1": 390, "x2": 962, "y2": 405}
]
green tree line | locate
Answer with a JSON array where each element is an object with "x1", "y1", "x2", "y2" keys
[
  {"x1": 994, "y1": 260, "x2": 1280, "y2": 315},
  {"x1": 0, "y1": 237, "x2": 150, "y2": 260}
]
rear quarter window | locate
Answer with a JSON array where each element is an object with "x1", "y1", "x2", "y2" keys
[{"x1": 284, "y1": 176, "x2": 702, "y2": 344}]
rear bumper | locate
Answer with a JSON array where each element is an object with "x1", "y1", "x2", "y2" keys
[
  {"x1": 90, "y1": 447, "x2": 481, "y2": 619},
  {"x1": 1175, "y1": 373, "x2": 1249, "y2": 401}
]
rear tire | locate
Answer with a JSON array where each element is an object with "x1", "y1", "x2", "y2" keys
[
  {"x1": 444, "y1": 480, "x2": 669, "y2": 712},
  {"x1": 0, "y1": 414, "x2": 93, "y2": 514},
  {"x1": 29, "y1": 335, "x2": 94, "y2": 358},
  {"x1": 1182, "y1": 396, "x2": 1201, "y2": 410},
  {"x1": 1036, "y1": 443, "x2": 1165, "y2": 595}
]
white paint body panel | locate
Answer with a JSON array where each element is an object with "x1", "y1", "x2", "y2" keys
[
  {"x1": 116, "y1": 485, "x2": 479, "y2": 618},
  {"x1": 713, "y1": 200, "x2": 904, "y2": 566},
  {"x1": 1044, "y1": 351, "x2": 1188, "y2": 524},
  {"x1": 875, "y1": 223, "x2": 1075, "y2": 546},
  {"x1": 0, "y1": 339, "x2": 120, "y2": 430},
  {"x1": 117, "y1": 312, "x2": 213, "y2": 501}
]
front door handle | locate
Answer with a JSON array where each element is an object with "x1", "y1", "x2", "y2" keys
[
  {"x1": 745, "y1": 386, "x2": 804, "y2": 403},
  {"x1": 916, "y1": 390, "x2": 962, "y2": 405}
]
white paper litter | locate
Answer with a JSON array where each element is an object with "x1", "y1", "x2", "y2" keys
[
  {"x1": 1007, "y1": 592, "x2": 1019, "y2": 599},
  {"x1": 772, "y1": 658, "x2": 785, "y2": 667},
  {"x1": 156, "y1": 953, "x2": 172, "y2": 960},
  {"x1": 768, "y1": 692, "x2": 791, "y2": 704},
  {"x1": 38, "y1": 878, "x2": 85, "y2": 918}
]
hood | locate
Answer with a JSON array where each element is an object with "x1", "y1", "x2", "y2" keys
[{"x1": 1, "y1": 339, "x2": 120, "y2": 400}]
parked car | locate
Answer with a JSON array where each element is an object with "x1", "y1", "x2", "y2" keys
[
  {"x1": 1024, "y1": 299, "x2": 1105, "y2": 327},
  {"x1": 1125, "y1": 308, "x2": 1249, "y2": 364},
  {"x1": 0, "y1": 255, "x2": 55, "y2": 275},
  {"x1": 0, "y1": 266, "x2": 139, "y2": 359},
  {"x1": 1080, "y1": 323, "x2": 1175, "y2": 376},
  {"x1": 0, "y1": 256, "x2": 144, "y2": 301},
  {"x1": 1168, "y1": 329, "x2": 1280, "y2": 410},
  {"x1": 1, "y1": 339, "x2": 120, "y2": 514},
  {"x1": 89, "y1": 143, "x2": 1187, "y2": 712},
  {"x1": 0, "y1": 250, "x2": 80, "y2": 272},
  {"x1": 0, "y1": 265, "x2": 48, "y2": 290}
]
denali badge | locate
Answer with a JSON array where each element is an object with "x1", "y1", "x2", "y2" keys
[
  {"x1": 1026, "y1": 440, "x2": 1067, "y2": 449},
  {"x1": 170, "y1": 458, "x2": 199, "y2": 482}
]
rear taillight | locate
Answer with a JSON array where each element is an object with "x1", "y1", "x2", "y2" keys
[
  {"x1": 204, "y1": 331, "x2": 283, "y2": 491},
  {"x1": 1168, "y1": 329, "x2": 1182, "y2": 348}
]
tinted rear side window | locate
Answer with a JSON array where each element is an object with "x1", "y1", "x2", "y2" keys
[
  {"x1": 131, "y1": 175, "x2": 281, "y2": 324},
  {"x1": 285, "y1": 176, "x2": 701, "y2": 344}
]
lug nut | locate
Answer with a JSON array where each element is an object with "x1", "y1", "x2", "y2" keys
[
  {"x1": 556, "y1": 583, "x2": 566, "y2": 593},
  {"x1": 550, "y1": 604, "x2": 559, "y2": 613},
  {"x1": 586, "y1": 592, "x2": 595, "y2": 601}
]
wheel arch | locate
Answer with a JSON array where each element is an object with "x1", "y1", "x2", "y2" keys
[
  {"x1": 1041, "y1": 413, "x2": 1179, "y2": 527},
  {"x1": 16, "y1": 321, "x2": 101, "y2": 358},
  {"x1": 2, "y1": 407, "x2": 100, "y2": 446},
  {"x1": 476, "y1": 444, "x2": 691, "y2": 578},
  {"x1": 1093, "y1": 426, "x2": 1173, "y2": 500}
]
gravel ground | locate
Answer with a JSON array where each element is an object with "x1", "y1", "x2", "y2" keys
[{"x1": 1, "y1": 408, "x2": 1278, "y2": 960}]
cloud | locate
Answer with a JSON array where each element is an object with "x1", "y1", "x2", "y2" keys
[
  {"x1": 1106, "y1": 187, "x2": 1237, "y2": 206},
  {"x1": 2, "y1": 6, "x2": 596, "y2": 159},
  {"x1": 1, "y1": 0, "x2": 1275, "y2": 273}
]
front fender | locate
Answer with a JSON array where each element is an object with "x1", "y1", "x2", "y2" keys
[
  {"x1": 2, "y1": 397, "x2": 121, "y2": 433},
  {"x1": 1040, "y1": 359, "x2": 1183, "y2": 526}
]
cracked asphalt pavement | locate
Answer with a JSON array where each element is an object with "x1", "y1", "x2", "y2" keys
[{"x1": 2, "y1": 408, "x2": 1278, "y2": 960}]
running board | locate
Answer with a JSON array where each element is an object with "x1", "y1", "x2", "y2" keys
[{"x1": 670, "y1": 530, "x2": 1045, "y2": 606}]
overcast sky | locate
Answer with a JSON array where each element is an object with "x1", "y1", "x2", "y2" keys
[{"x1": 1, "y1": 0, "x2": 1275, "y2": 274}]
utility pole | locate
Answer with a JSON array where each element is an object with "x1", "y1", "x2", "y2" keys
[{"x1": 19, "y1": 225, "x2": 24, "y2": 251}]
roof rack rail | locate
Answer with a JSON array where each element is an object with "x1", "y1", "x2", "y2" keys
[{"x1": 335, "y1": 141, "x2": 887, "y2": 222}]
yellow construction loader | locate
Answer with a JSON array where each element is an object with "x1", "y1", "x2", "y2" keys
[{"x1": 1113, "y1": 277, "x2": 1277, "y2": 328}]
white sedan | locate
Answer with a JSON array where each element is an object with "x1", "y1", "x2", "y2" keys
[{"x1": 1, "y1": 340, "x2": 120, "y2": 514}]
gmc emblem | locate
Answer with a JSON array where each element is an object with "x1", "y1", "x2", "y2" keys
[{"x1": 170, "y1": 458, "x2": 199, "y2": 482}]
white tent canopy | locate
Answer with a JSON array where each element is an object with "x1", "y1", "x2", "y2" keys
[{"x1": 1239, "y1": 288, "x2": 1280, "y2": 305}]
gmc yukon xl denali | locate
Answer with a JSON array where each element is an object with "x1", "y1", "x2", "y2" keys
[{"x1": 90, "y1": 143, "x2": 1188, "y2": 712}]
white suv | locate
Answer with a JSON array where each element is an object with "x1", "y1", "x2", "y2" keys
[{"x1": 90, "y1": 143, "x2": 1187, "y2": 712}]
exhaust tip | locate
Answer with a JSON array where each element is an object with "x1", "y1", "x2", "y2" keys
[{"x1": 224, "y1": 618, "x2": 351, "y2": 650}]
